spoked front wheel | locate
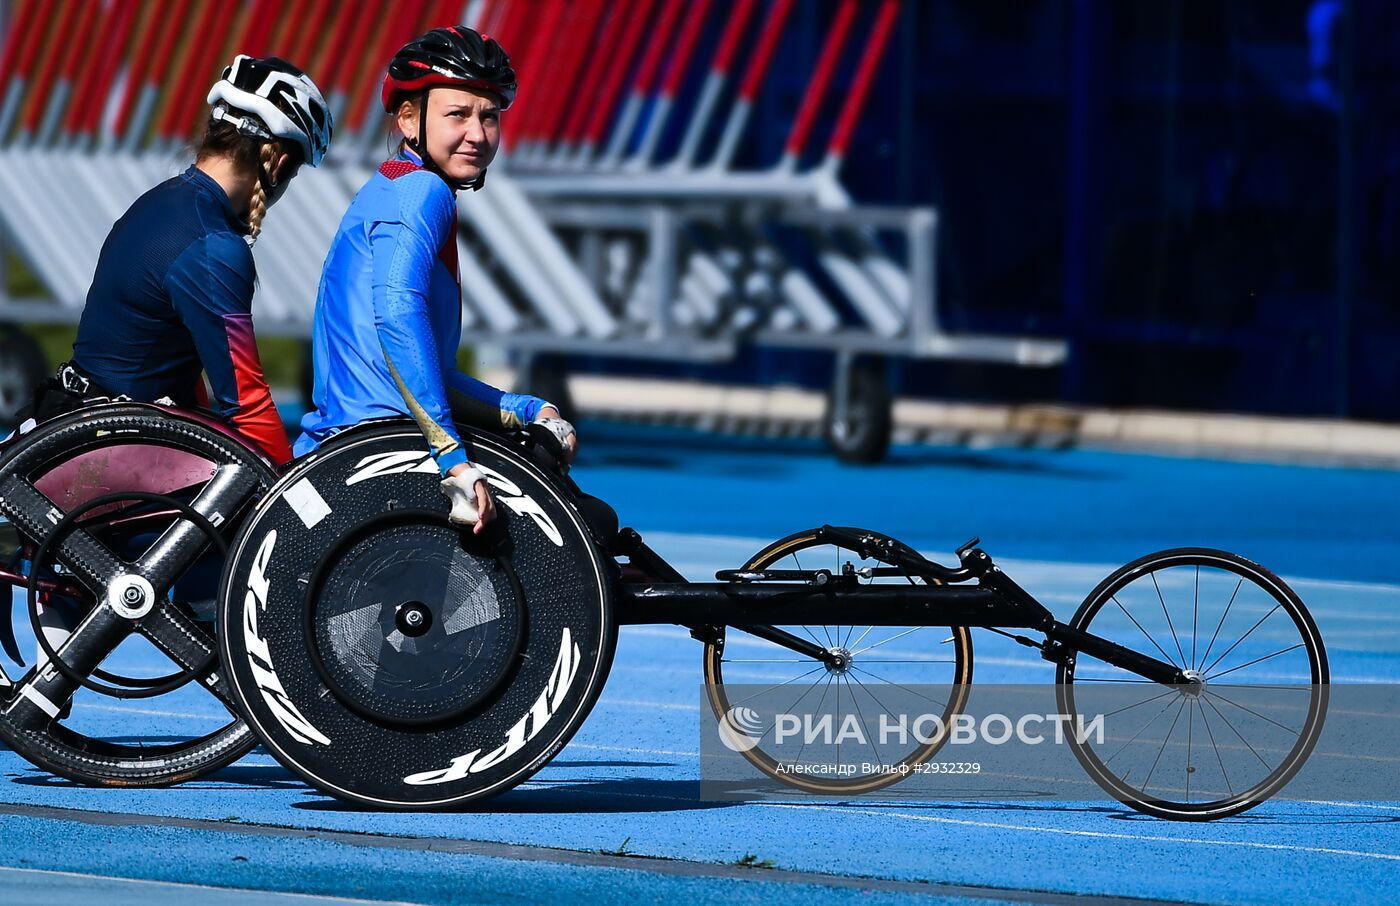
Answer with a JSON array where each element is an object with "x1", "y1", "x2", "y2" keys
[
  {"x1": 702, "y1": 529, "x2": 973, "y2": 794},
  {"x1": 1055, "y1": 549, "x2": 1328, "y2": 820}
]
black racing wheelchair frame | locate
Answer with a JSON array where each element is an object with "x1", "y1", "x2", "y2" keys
[
  {"x1": 0, "y1": 406, "x2": 1329, "y2": 822},
  {"x1": 620, "y1": 525, "x2": 1185, "y2": 685}
]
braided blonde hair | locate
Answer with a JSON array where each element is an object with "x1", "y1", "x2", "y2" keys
[{"x1": 246, "y1": 141, "x2": 280, "y2": 244}]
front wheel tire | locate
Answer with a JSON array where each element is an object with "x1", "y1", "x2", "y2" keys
[{"x1": 1055, "y1": 548, "x2": 1328, "y2": 820}]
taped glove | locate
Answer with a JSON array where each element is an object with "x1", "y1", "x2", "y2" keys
[
  {"x1": 525, "y1": 415, "x2": 576, "y2": 468},
  {"x1": 440, "y1": 466, "x2": 485, "y2": 525}
]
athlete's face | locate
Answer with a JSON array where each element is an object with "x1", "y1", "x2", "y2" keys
[{"x1": 400, "y1": 87, "x2": 501, "y2": 184}]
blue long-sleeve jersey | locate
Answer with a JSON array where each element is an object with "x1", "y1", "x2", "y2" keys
[{"x1": 295, "y1": 147, "x2": 547, "y2": 471}]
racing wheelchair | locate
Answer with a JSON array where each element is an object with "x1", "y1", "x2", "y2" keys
[
  {"x1": 0, "y1": 404, "x2": 278, "y2": 785},
  {"x1": 0, "y1": 405, "x2": 1328, "y2": 821}
]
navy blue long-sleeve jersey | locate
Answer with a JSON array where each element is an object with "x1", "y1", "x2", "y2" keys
[{"x1": 72, "y1": 165, "x2": 289, "y2": 462}]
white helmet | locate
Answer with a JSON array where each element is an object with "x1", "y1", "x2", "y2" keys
[{"x1": 206, "y1": 55, "x2": 333, "y2": 166}]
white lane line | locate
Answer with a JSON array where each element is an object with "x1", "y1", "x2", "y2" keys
[
  {"x1": 596, "y1": 698, "x2": 698, "y2": 712},
  {"x1": 18, "y1": 685, "x2": 60, "y2": 717},
  {"x1": 80, "y1": 702, "x2": 227, "y2": 720},
  {"x1": 756, "y1": 803, "x2": 1400, "y2": 862},
  {"x1": 0, "y1": 865, "x2": 422, "y2": 904},
  {"x1": 1289, "y1": 576, "x2": 1400, "y2": 594},
  {"x1": 1300, "y1": 800, "x2": 1400, "y2": 811},
  {"x1": 620, "y1": 626, "x2": 691, "y2": 640},
  {"x1": 561, "y1": 742, "x2": 699, "y2": 758}
]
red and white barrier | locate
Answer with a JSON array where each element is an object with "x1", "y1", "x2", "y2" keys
[{"x1": 0, "y1": 1, "x2": 1064, "y2": 381}]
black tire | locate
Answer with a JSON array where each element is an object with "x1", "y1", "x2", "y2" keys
[
  {"x1": 1054, "y1": 549, "x2": 1328, "y2": 820},
  {"x1": 824, "y1": 357, "x2": 892, "y2": 464},
  {"x1": 0, "y1": 405, "x2": 276, "y2": 786},
  {"x1": 219, "y1": 420, "x2": 615, "y2": 809},
  {"x1": 702, "y1": 528, "x2": 972, "y2": 794},
  {"x1": 0, "y1": 327, "x2": 48, "y2": 421}
]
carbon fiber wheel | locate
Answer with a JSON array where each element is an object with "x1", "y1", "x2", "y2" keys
[
  {"x1": 219, "y1": 420, "x2": 615, "y2": 809},
  {"x1": 0, "y1": 405, "x2": 276, "y2": 786}
]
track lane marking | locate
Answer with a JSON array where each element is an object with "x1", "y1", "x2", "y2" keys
[
  {"x1": 0, "y1": 864, "x2": 421, "y2": 904},
  {"x1": 757, "y1": 803, "x2": 1400, "y2": 862},
  {"x1": 0, "y1": 803, "x2": 1209, "y2": 905}
]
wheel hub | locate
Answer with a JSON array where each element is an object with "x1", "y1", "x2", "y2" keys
[
  {"x1": 1180, "y1": 668, "x2": 1206, "y2": 697},
  {"x1": 395, "y1": 601, "x2": 434, "y2": 637},
  {"x1": 825, "y1": 646, "x2": 853, "y2": 675},
  {"x1": 108, "y1": 574, "x2": 156, "y2": 620}
]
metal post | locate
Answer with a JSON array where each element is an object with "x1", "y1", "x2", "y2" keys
[
  {"x1": 1335, "y1": 0, "x2": 1355, "y2": 417},
  {"x1": 574, "y1": 0, "x2": 656, "y2": 166},
  {"x1": 599, "y1": 0, "x2": 684, "y2": 168},
  {"x1": 0, "y1": 0, "x2": 42, "y2": 143},
  {"x1": 647, "y1": 206, "x2": 677, "y2": 340},
  {"x1": 832, "y1": 350, "x2": 853, "y2": 441},
  {"x1": 507, "y1": 0, "x2": 569, "y2": 153},
  {"x1": 1060, "y1": 0, "x2": 1104, "y2": 403},
  {"x1": 907, "y1": 208, "x2": 937, "y2": 350},
  {"x1": 627, "y1": 0, "x2": 715, "y2": 168},
  {"x1": 548, "y1": 2, "x2": 632, "y2": 166},
  {"x1": 779, "y1": 0, "x2": 859, "y2": 173},
  {"x1": 709, "y1": 0, "x2": 794, "y2": 171},
  {"x1": 672, "y1": 0, "x2": 759, "y2": 170},
  {"x1": 519, "y1": 0, "x2": 604, "y2": 163},
  {"x1": 74, "y1": 0, "x2": 139, "y2": 147},
  {"x1": 579, "y1": 229, "x2": 603, "y2": 294},
  {"x1": 113, "y1": 0, "x2": 179, "y2": 151}
]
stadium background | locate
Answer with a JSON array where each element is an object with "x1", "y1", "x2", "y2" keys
[
  {"x1": 2, "y1": 0, "x2": 1397, "y2": 425},
  {"x1": 577, "y1": 0, "x2": 1400, "y2": 420},
  {"x1": 0, "y1": 2, "x2": 1397, "y2": 904}
]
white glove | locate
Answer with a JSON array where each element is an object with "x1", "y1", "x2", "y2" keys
[{"x1": 440, "y1": 466, "x2": 485, "y2": 525}]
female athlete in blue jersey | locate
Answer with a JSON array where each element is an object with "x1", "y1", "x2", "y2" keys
[
  {"x1": 59, "y1": 56, "x2": 333, "y2": 465},
  {"x1": 297, "y1": 26, "x2": 576, "y2": 533}
]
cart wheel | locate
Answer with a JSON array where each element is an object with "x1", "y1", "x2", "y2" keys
[
  {"x1": 220, "y1": 421, "x2": 615, "y2": 809},
  {"x1": 0, "y1": 405, "x2": 276, "y2": 786},
  {"x1": 0, "y1": 327, "x2": 48, "y2": 420},
  {"x1": 824, "y1": 357, "x2": 892, "y2": 464},
  {"x1": 702, "y1": 528, "x2": 972, "y2": 794},
  {"x1": 1055, "y1": 549, "x2": 1328, "y2": 821}
]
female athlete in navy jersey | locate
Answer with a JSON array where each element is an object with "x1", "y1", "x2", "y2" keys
[
  {"x1": 61, "y1": 56, "x2": 333, "y2": 465},
  {"x1": 297, "y1": 27, "x2": 576, "y2": 533},
  {"x1": 27, "y1": 57, "x2": 331, "y2": 661}
]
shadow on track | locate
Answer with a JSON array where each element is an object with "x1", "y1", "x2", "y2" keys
[
  {"x1": 292, "y1": 777, "x2": 734, "y2": 815},
  {"x1": 11, "y1": 761, "x2": 306, "y2": 791}
]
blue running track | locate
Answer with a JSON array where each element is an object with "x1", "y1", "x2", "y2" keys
[{"x1": 1, "y1": 423, "x2": 1396, "y2": 904}]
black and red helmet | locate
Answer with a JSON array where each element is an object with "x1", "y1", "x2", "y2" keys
[{"x1": 381, "y1": 26, "x2": 517, "y2": 113}]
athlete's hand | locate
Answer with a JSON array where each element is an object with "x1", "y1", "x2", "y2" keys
[
  {"x1": 533, "y1": 407, "x2": 577, "y2": 464},
  {"x1": 442, "y1": 463, "x2": 496, "y2": 534}
]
